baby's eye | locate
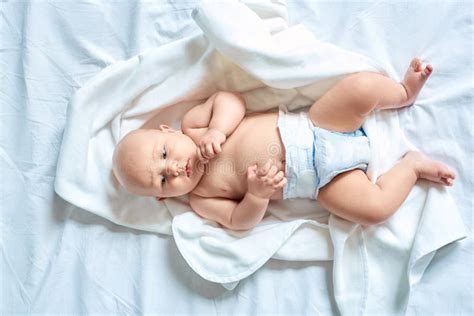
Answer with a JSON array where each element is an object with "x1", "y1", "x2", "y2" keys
[
  {"x1": 161, "y1": 175, "x2": 166, "y2": 185},
  {"x1": 162, "y1": 147, "x2": 167, "y2": 159}
]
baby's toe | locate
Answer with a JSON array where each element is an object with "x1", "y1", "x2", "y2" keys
[
  {"x1": 440, "y1": 175, "x2": 454, "y2": 186},
  {"x1": 439, "y1": 166, "x2": 455, "y2": 182},
  {"x1": 422, "y1": 64, "x2": 433, "y2": 77},
  {"x1": 410, "y1": 57, "x2": 423, "y2": 71}
]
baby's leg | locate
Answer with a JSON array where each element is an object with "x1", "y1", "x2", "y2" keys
[
  {"x1": 308, "y1": 58, "x2": 432, "y2": 132},
  {"x1": 317, "y1": 152, "x2": 455, "y2": 225}
]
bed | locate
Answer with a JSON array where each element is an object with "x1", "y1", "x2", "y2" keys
[{"x1": 1, "y1": 1, "x2": 472, "y2": 314}]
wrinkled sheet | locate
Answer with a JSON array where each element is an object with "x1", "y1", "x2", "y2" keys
[{"x1": 1, "y1": 1, "x2": 472, "y2": 314}]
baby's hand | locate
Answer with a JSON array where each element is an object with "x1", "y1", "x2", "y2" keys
[
  {"x1": 247, "y1": 159, "x2": 287, "y2": 199},
  {"x1": 197, "y1": 128, "x2": 226, "y2": 163}
]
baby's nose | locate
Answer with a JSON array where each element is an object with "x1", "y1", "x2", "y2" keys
[{"x1": 167, "y1": 161, "x2": 184, "y2": 176}]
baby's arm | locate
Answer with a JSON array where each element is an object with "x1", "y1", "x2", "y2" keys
[
  {"x1": 182, "y1": 91, "x2": 246, "y2": 160},
  {"x1": 189, "y1": 192, "x2": 268, "y2": 231},
  {"x1": 189, "y1": 159, "x2": 287, "y2": 231}
]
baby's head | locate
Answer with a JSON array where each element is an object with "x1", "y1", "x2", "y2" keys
[{"x1": 112, "y1": 125, "x2": 204, "y2": 199}]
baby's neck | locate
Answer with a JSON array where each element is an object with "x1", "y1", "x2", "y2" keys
[{"x1": 191, "y1": 160, "x2": 208, "y2": 189}]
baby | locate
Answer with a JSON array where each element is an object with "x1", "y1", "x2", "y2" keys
[{"x1": 113, "y1": 58, "x2": 455, "y2": 230}]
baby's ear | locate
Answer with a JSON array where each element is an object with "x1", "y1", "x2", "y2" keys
[
  {"x1": 158, "y1": 124, "x2": 182, "y2": 134},
  {"x1": 155, "y1": 197, "x2": 166, "y2": 202},
  {"x1": 158, "y1": 124, "x2": 172, "y2": 132}
]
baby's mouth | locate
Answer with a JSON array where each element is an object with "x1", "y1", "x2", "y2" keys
[{"x1": 185, "y1": 159, "x2": 192, "y2": 177}]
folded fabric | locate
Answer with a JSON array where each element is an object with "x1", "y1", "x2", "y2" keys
[{"x1": 55, "y1": 0, "x2": 466, "y2": 313}]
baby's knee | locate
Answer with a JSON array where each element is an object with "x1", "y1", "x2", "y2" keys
[
  {"x1": 345, "y1": 72, "x2": 373, "y2": 92},
  {"x1": 343, "y1": 73, "x2": 380, "y2": 114}
]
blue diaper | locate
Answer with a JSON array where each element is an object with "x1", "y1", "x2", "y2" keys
[{"x1": 277, "y1": 110, "x2": 370, "y2": 200}]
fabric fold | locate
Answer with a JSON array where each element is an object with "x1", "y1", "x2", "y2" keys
[{"x1": 172, "y1": 212, "x2": 332, "y2": 286}]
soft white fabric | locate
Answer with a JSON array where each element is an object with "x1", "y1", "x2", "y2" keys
[
  {"x1": 3, "y1": 0, "x2": 472, "y2": 314},
  {"x1": 53, "y1": 0, "x2": 466, "y2": 312}
]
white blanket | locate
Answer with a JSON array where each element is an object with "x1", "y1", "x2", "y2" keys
[{"x1": 54, "y1": 1, "x2": 466, "y2": 313}]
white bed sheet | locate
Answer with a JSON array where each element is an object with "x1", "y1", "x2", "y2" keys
[{"x1": 1, "y1": 1, "x2": 472, "y2": 314}]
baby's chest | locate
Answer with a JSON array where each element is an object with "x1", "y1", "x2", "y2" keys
[
  {"x1": 192, "y1": 159, "x2": 247, "y2": 199},
  {"x1": 192, "y1": 112, "x2": 286, "y2": 199}
]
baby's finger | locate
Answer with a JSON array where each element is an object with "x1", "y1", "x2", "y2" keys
[
  {"x1": 267, "y1": 164, "x2": 278, "y2": 177},
  {"x1": 199, "y1": 144, "x2": 206, "y2": 158},
  {"x1": 201, "y1": 144, "x2": 211, "y2": 159},
  {"x1": 257, "y1": 159, "x2": 272, "y2": 176},
  {"x1": 272, "y1": 171, "x2": 285, "y2": 183},
  {"x1": 206, "y1": 143, "x2": 215, "y2": 158},
  {"x1": 274, "y1": 177, "x2": 287, "y2": 188},
  {"x1": 197, "y1": 148, "x2": 209, "y2": 164},
  {"x1": 247, "y1": 164, "x2": 257, "y2": 178},
  {"x1": 212, "y1": 142, "x2": 222, "y2": 154}
]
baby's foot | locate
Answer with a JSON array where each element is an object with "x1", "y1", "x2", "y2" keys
[
  {"x1": 404, "y1": 151, "x2": 455, "y2": 186},
  {"x1": 400, "y1": 58, "x2": 433, "y2": 107}
]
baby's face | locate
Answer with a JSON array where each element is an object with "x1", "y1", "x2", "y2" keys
[{"x1": 113, "y1": 127, "x2": 205, "y2": 198}]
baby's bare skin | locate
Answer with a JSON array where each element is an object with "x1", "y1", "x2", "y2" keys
[
  {"x1": 192, "y1": 112, "x2": 285, "y2": 200},
  {"x1": 113, "y1": 58, "x2": 455, "y2": 230}
]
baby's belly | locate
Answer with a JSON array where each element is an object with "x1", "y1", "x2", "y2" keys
[
  {"x1": 192, "y1": 112, "x2": 286, "y2": 200},
  {"x1": 193, "y1": 157, "x2": 285, "y2": 200}
]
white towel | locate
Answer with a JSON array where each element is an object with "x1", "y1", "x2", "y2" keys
[{"x1": 55, "y1": 1, "x2": 466, "y2": 313}]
